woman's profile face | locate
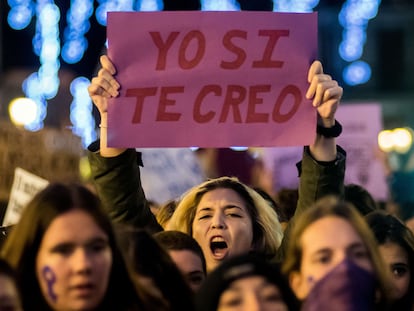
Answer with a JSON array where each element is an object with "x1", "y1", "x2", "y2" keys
[
  {"x1": 192, "y1": 188, "x2": 254, "y2": 272},
  {"x1": 218, "y1": 275, "x2": 288, "y2": 311},
  {"x1": 35, "y1": 209, "x2": 112, "y2": 310},
  {"x1": 379, "y1": 241, "x2": 411, "y2": 301},
  {"x1": 290, "y1": 216, "x2": 373, "y2": 299}
]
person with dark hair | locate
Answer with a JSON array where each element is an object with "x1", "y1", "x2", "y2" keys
[
  {"x1": 275, "y1": 188, "x2": 299, "y2": 230},
  {"x1": 344, "y1": 183, "x2": 378, "y2": 216},
  {"x1": 0, "y1": 183, "x2": 149, "y2": 311},
  {"x1": 366, "y1": 210, "x2": 414, "y2": 310},
  {"x1": 116, "y1": 227, "x2": 195, "y2": 311},
  {"x1": 195, "y1": 253, "x2": 300, "y2": 311},
  {"x1": 154, "y1": 230, "x2": 206, "y2": 291},
  {"x1": 0, "y1": 258, "x2": 22, "y2": 311}
]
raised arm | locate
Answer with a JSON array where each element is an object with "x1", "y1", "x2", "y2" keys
[
  {"x1": 88, "y1": 55, "x2": 124, "y2": 157},
  {"x1": 296, "y1": 60, "x2": 345, "y2": 211},
  {"x1": 276, "y1": 60, "x2": 346, "y2": 262},
  {"x1": 307, "y1": 60, "x2": 342, "y2": 161},
  {"x1": 87, "y1": 55, "x2": 162, "y2": 233}
]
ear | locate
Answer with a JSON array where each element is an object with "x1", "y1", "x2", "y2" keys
[{"x1": 289, "y1": 271, "x2": 307, "y2": 300}]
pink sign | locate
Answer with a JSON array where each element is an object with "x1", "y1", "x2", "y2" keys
[{"x1": 107, "y1": 11, "x2": 318, "y2": 148}]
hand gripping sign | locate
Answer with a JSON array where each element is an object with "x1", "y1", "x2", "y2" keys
[{"x1": 107, "y1": 11, "x2": 317, "y2": 148}]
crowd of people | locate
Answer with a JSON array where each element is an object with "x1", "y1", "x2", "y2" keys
[{"x1": 0, "y1": 48, "x2": 413, "y2": 311}]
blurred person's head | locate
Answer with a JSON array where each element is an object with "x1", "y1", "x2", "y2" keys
[
  {"x1": 275, "y1": 188, "x2": 298, "y2": 230},
  {"x1": 195, "y1": 253, "x2": 299, "y2": 311},
  {"x1": 1, "y1": 183, "x2": 143, "y2": 311},
  {"x1": 366, "y1": 210, "x2": 414, "y2": 309},
  {"x1": 282, "y1": 196, "x2": 389, "y2": 308},
  {"x1": 154, "y1": 230, "x2": 206, "y2": 291},
  {"x1": 117, "y1": 227, "x2": 195, "y2": 311},
  {"x1": 345, "y1": 183, "x2": 378, "y2": 216}
]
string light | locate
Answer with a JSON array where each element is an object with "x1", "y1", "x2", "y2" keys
[
  {"x1": 21, "y1": 1, "x2": 61, "y2": 131},
  {"x1": 7, "y1": 0, "x2": 34, "y2": 30},
  {"x1": 201, "y1": 0, "x2": 239, "y2": 11},
  {"x1": 69, "y1": 77, "x2": 97, "y2": 148},
  {"x1": 339, "y1": 0, "x2": 381, "y2": 85},
  {"x1": 273, "y1": 0, "x2": 319, "y2": 12},
  {"x1": 61, "y1": 0, "x2": 94, "y2": 64}
]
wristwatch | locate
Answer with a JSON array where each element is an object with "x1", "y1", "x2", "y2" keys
[{"x1": 316, "y1": 120, "x2": 342, "y2": 138}]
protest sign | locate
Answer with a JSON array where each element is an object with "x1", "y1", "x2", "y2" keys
[
  {"x1": 336, "y1": 103, "x2": 389, "y2": 201},
  {"x1": 0, "y1": 121, "x2": 82, "y2": 204},
  {"x1": 261, "y1": 103, "x2": 389, "y2": 201},
  {"x1": 106, "y1": 11, "x2": 317, "y2": 148},
  {"x1": 140, "y1": 148, "x2": 205, "y2": 205},
  {"x1": 3, "y1": 168, "x2": 49, "y2": 226}
]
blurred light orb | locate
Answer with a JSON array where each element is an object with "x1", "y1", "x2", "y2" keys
[
  {"x1": 343, "y1": 61, "x2": 371, "y2": 86},
  {"x1": 8, "y1": 97, "x2": 39, "y2": 126},
  {"x1": 378, "y1": 130, "x2": 394, "y2": 153},
  {"x1": 8, "y1": 5, "x2": 33, "y2": 30},
  {"x1": 378, "y1": 128, "x2": 413, "y2": 154},
  {"x1": 393, "y1": 128, "x2": 412, "y2": 153}
]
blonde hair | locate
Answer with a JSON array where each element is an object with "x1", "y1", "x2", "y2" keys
[{"x1": 167, "y1": 176, "x2": 283, "y2": 261}]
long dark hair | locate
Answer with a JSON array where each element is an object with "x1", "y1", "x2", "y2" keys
[
  {"x1": 366, "y1": 210, "x2": 414, "y2": 310},
  {"x1": 1, "y1": 182, "x2": 146, "y2": 311},
  {"x1": 116, "y1": 227, "x2": 195, "y2": 311}
]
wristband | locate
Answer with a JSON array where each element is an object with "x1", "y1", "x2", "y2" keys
[{"x1": 316, "y1": 120, "x2": 342, "y2": 138}]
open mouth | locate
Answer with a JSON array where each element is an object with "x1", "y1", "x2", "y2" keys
[{"x1": 210, "y1": 237, "x2": 228, "y2": 258}]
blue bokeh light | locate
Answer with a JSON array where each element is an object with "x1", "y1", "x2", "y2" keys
[
  {"x1": 202, "y1": 0, "x2": 240, "y2": 11},
  {"x1": 69, "y1": 77, "x2": 97, "y2": 148},
  {"x1": 7, "y1": 4, "x2": 34, "y2": 30},
  {"x1": 343, "y1": 60, "x2": 372, "y2": 86},
  {"x1": 339, "y1": 0, "x2": 381, "y2": 85},
  {"x1": 273, "y1": 0, "x2": 319, "y2": 12}
]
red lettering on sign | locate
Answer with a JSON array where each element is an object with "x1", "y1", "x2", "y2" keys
[
  {"x1": 156, "y1": 86, "x2": 184, "y2": 121},
  {"x1": 193, "y1": 85, "x2": 221, "y2": 123},
  {"x1": 219, "y1": 85, "x2": 245, "y2": 123},
  {"x1": 272, "y1": 85, "x2": 301, "y2": 122},
  {"x1": 220, "y1": 30, "x2": 247, "y2": 70},
  {"x1": 179, "y1": 30, "x2": 206, "y2": 69},
  {"x1": 127, "y1": 87, "x2": 157, "y2": 123},
  {"x1": 127, "y1": 84, "x2": 302, "y2": 125},
  {"x1": 252, "y1": 29, "x2": 289, "y2": 68},
  {"x1": 246, "y1": 85, "x2": 271, "y2": 123},
  {"x1": 150, "y1": 31, "x2": 180, "y2": 70}
]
